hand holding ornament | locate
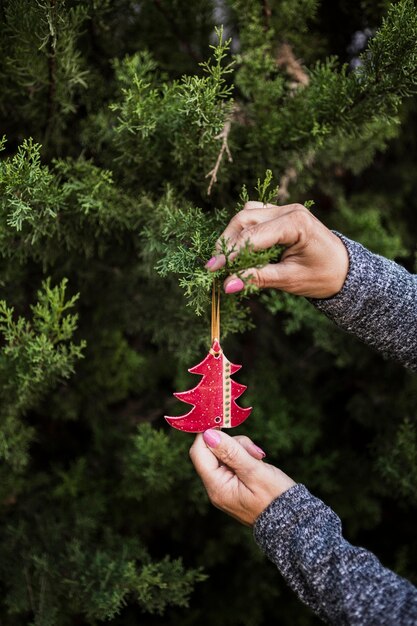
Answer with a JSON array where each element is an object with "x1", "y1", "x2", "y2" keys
[
  {"x1": 189, "y1": 429, "x2": 295, "y2": 526},
  {"x1": 206, "y1": 201, "x2": 349, "y2": 299}
]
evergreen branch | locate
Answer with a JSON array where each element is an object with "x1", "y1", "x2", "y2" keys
[
  {"x1": 0, "y1": 278, "x2": 85, "y2": 417},
  {"x1": 254, "y1": 168, "x2": 279, "y2": 204}
]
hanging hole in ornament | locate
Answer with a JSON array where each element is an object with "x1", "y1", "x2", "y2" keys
[{"x1": 214, "y1": 416, "x2": 221, "y2": 424}]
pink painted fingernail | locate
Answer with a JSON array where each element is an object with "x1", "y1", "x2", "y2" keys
[
  {"x1": 203, "y1": 429, "x2": 221, "y2": 448},
  {"x1": 252, "y1": 444, "x2": 266, "y2": 458},
  {"x1": 224, "y1": 278, "x2": 244, "y2": 294},
  {"x1": 205, "y1": 256, "x2": 217, "y2": 269}
]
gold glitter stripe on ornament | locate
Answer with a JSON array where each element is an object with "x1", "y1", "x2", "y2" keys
[{"x1": 223, "y1": 358, "x2": 231, "y2": 428}]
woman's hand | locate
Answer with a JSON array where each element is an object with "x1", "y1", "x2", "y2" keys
[
  {"x1": 189, "y1": 429, "x2": 295, "y2": 526},
  {"x1": 205, "y1": 201, "x2": 349, "y2": 299}
]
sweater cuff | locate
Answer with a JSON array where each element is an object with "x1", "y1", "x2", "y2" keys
[
  {"x1": 308, "y1": 233, "x2": 376, "y2": 322},
  {"x1": 253, "y1": 484, "x2": 334, "y2": 562},
  {"x1": 307, "y1": 233, "x2": 417, "y2": 371}
]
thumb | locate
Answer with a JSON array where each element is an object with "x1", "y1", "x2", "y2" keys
[
  {"x1": 202, "y1": 429, "x2": 261, "y2": 482},
  {"x1": 224, "y1": 262, "x2": 296, "y2": 292}
]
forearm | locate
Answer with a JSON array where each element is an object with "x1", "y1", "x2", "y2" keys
[
  {"x1": 310, "y1": 235, "x2": 417, "y2": 371},
  {"x1": 253, "y1": 484, "x2": 417, "y2": 625}
]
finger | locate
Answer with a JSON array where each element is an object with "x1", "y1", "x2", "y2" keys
[
  {"x1": 189, "y1": 433, "x2": 221, "y2": 477},
  {"x1": 234, "y1": 435, "x2": 266, "y2": 460},
  {"x1": 206, "y1": 204, "x2": 307, "y2": 272},
  {"x1": 234, "y1": 212, "x2": 305, "y2": 254},
  {"x1": 205, "y1": 253, "x2": 227, "y2": 272},
  {"x1": 242, "y1": 201, "x2": 279, "y2": 210},
  {"x1": 202, "y1": 429, "x2": 261, "y2": 485},
  {"x1": 211, "y1": 211, "x2": 305, "y2": 275},
  {"x1": 216, "y1": 206, "x2": 281, "y2": 253},
  {"x1": 206, "y1": 210, "x2": 286, "y2": 272},
  {"x1": 224, "y1": 261, "x2": 299, "y2": 293},
  {"x1": 217, "y1": 203, "x2": 306, "y2": 252}
]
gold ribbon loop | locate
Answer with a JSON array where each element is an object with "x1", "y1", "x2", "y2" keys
[{"x1": 211, "y1": 282, "x2": 220, "y2": 343}]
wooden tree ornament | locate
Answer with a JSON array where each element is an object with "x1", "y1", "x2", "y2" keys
[{"x1": 165, "y1": 284, "x2": 252, "y2": 433}]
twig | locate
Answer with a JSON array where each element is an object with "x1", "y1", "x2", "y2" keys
[
  {"x1": 206, "y1": 104, "x2": 241, "y2": 195},
  {"x1": 153, "y1": 0, "x2": 199, "y2": 63},
  {"x1": 206, "y1": 121, "x2": 233, "y2": 195},
  {"x1": 276, "y1": 43, "x2": 309, "y2": 89}
]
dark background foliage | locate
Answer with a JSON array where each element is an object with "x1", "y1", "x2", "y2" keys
[{"x1": 0, "y1": 0, "x2": 417, "y2": 624}]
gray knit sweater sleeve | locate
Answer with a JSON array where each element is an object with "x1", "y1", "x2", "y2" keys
[
  {"x1": 310, "y1": 234, "x2": 417, "y2": 371},
  {"x1": 253, "y1": 484, "x2": 417, "y2": 625}
]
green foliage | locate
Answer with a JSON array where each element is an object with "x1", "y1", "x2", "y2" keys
[
  {"x1": 0, "y1": 278, "x2": 84, "y2": 471},
  {"x1": 0, "y1": 138, "x2": 60, "y2": 236},
  {"x1": 255, "y1": 169, "x2": 279, "y2": 204},
  {"x1": 1, "y1": 0, "x2": 417, "y2": 624},
  {"x1": 144, "y1": 170, "x2": 283, "y2": 327},
  {"x1": 363, "y1": 0, "x2": 417, "y2": 99},
  {"x1": 134, "y1": 557, "x2": 207, "y2": 615},
  {"x1": 0, "y1": 0, "x2": 88, "y2": 146},
  {"x1": 1, "y1": 520, "x2": 204, "y2": 622},
  {"x1": 103, "y1": 28, "x2": 234, "y2": 189},
  {"x1": 0, "y1": 139, "x2": 142, "y2": 266},
  {"x1": 122, "y1": 424, "x2": 194, "y2": 499}
]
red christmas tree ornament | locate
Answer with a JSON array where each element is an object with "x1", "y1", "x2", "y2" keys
[{"x1": 165, "y1": 284, "x2": 252, "y2": 433}]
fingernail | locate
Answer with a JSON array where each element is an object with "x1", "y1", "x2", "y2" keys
[
  {"x1": 224, "y1": 278, "x2": 244, "y2": 294},
  {"x1": 252, "y1": 444, "x2": 266, "y2": 459},
  {"x1": 203, "y1": 429, "x2": 221, "y2": 448},
  {"x1": 205, "y1": 256, "x2": 217, "y2": 269}
]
